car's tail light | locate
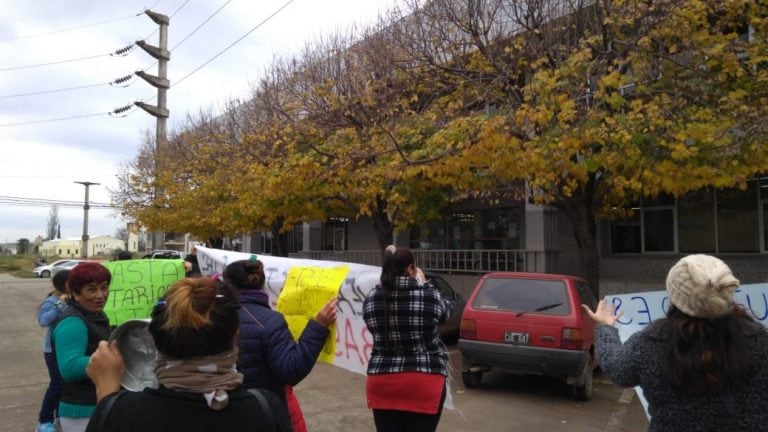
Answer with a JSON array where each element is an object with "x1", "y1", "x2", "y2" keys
[
  {"x1": 460, "y1": 319, "x2": 476, "y2": 340},
  {"x1": 561, "y1": 328, "x2": 583, "y2": 350}
]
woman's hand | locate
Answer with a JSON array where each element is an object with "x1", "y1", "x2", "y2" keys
[
  {"x1": 413, "y1": 266, "x2": 427, "y2": 285},
  {"x1": 581, "y1": 300, "x2": 623, "y2": 326},
  {"x1": 314, "y1": 297, "x2": 339, "y2": 328},
  {"x1": 87, "y1": 340, "x2": 124, "y2": 402}
]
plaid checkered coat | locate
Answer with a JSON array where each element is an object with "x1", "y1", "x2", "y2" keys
[{"x1": 363, "y1": 276, "x2": 452, "y2": 376}]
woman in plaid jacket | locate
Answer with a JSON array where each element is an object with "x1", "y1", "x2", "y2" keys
[{"x1": 363, "y1": 245, "x2": 453, "y2": 432}]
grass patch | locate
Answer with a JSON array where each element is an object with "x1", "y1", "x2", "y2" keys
[{"x1": 0, "y1": 255, "x2": 55, "y2": 278}]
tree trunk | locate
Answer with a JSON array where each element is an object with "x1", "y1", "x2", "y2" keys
[
  {"x1": 207, "y1": 236, "x2": 224, "y2": 249},
  {"x1": 558, "y1": 185, "x2": 601, "y2": 298},
  {"x1": 371, "y1": 196, "x2": 394, "y2": 255},
  {"x1": 270, "y1": 218, "x2": 289, "y2": 257}
]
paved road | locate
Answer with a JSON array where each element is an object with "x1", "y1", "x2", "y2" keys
[{"x1": 0, "y1": 274, "x2": 649, "y2": 432}]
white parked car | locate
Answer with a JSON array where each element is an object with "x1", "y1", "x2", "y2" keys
[
  {"x1": 50, "y1": 260, "x2": 86, "y2": 277},
  {"x1": 33, "y1": 260, "x2": 80, "y2": 278}
]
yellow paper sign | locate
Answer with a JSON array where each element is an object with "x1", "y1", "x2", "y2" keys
[{"x1": 277, "y1": 265, "x2": 349, "y2": 364}]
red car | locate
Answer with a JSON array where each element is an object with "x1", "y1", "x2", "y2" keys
[{"x1": 458, "y1": 272, "x2": 598, "y2": 400}]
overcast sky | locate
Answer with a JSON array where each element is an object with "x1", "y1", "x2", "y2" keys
[{"x1": 0, "y1": 0, "x2": 400, "y2": 246}]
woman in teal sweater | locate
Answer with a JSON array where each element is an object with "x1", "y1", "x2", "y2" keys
[{"x1": 52, "y1": 262, "x2": 111, "y2": 432}]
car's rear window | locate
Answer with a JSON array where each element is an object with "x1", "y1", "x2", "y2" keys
[{"x1": 472, "y1": 277, "x2": 571, "y2": 315}]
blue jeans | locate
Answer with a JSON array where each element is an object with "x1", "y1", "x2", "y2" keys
[{"x1": 38, "y1": 352, "x2": 61, "y2": 423}]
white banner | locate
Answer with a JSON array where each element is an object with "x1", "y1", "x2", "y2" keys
[{"x1": 196, "y1": 246, "x2": 380, "y2": 375}]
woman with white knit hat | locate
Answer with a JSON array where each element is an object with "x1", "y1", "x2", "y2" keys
[{"x1": 583, "y1": 254, "x2": 768, "y2": 431}]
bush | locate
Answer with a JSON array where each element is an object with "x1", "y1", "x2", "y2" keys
[{"x1": 0, "y1": 255, "x2": 47, "y2": 278}]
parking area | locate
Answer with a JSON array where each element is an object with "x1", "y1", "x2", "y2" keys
[{"x1": 0, "y1": 275, "x2": 648, "y2": 432}]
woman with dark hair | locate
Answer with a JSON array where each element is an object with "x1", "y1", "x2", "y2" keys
[
  {"x1": 223, "y1": 259, "x2": 337, "y2": 432},
  {"x1": 36, "y1": 269, "x2": 71, "y2": 432},
  {"x1": 363, "y1": 245, "x2": 452, "y2": 432},
  {"x1": 583, "y1": 254, "x2": 768, "y2": 431},
  {"x1": 84, "y1": 277, "x2": 292, "y2": 432},
  {"x1": 51, "y1": 262, "x2": 112, "y2": 432}
]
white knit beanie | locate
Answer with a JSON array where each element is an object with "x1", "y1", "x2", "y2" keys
[{"x1": 666, "y1": 254, "x2": 740, "y2": 318}]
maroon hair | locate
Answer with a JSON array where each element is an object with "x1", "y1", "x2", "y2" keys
[{"x1": 67, "y1": 262, "x2": 111, "y2": 295}]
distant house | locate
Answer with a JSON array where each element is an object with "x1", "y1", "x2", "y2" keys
[
  {"x1": 1, "y1": 242, "x2": 17, "y2": 255},
  {"x1": 40, "y1": 235, "x2": 127, "y2": 258},
  {"x1": 40, "y1": 238, "x2": 82, "y2": 258}
]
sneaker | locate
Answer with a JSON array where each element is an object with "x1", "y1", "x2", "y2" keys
[{"x1": 36, "y1": 423, "x2": 56, "y2": 432}]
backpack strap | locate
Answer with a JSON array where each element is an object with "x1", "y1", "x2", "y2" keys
[
  {"x1": 86, "y1": 390, "x2": 128, "y2": 432},
  {"x1": 247, "y1": 388, "x2": 277, "y2": 432}
]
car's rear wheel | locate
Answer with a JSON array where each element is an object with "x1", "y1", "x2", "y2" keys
[
  {"x1": 572, "y1": 362, "x2": 594, "y2": 401},
  {"x1": 462, "y1": 370, "x2": 483, "y2": 388},
  {"x1": 41, "y1": 270, "x2": 50, "y2": 278}
]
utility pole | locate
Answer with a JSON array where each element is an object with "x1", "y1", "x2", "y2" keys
[
  {"x1": 135, "y1": 9, "x2": 170, "y2": 251},
  {"x1": 74, "y1": 181, "x2": 100, "y2": 259}
]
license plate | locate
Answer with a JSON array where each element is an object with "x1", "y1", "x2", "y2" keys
[{"x1": 504, "y1": 331, "x2": 529, "y2": 345}]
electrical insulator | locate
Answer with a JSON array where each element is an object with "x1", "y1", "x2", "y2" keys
[
  {"x1": 110, "y1": 104, "x2": 133, "y2": 116},
  {"x1": 111, "y1": 74, "x2": 133, "y2": 86},
  {"x1": 112, "y1": 44, "x2": 135, "y2": 56}
]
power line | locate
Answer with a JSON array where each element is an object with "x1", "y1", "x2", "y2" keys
[
  {"x1": 0, "y1": 53, "x2": 112, "y2": 72},
  {"x1": 0, "y1": 73, "x2": 135, "y2": 99},
  {"x1": 143, "y1": 0, "x2": 190, "y2": 41},
  {"x1": 1, "y1": 13, "x2": 140, "y2": 43},
  {"x1": 174, "y1": 0, "x2": 296, "y2": 88},
  {"x1": 170, "y1": 0, "x2": 191, "y2": 18},
  {"x1": 0, "y1": 83, "x2": 107, "y2": 99},
  {"x1": 139, "y1": 0, "x2": 224, "y2": 72},
  {"x1": 0, "y1": 195, "x2": 114, "y2": 209},
  {"x1": 0, "y1": 112, "x2": 109, "y2": 128},
  {"x1": 1, "y1": 1, "x2": 163, "y2": 43},
  {"x1": 0, "y1": 43, "x2": 135, "y2": 73},
  {"x1": 170, "y1": 0, "x2": 232, "y2": 52}
]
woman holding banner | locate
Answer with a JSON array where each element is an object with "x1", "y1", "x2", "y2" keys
[
  {"x1": 223, "y1": 259, "x2": 338, "y2": 432},
  {"x1": 583, "y1": 254, "x2": 768, "y2": 431},
  {"x1": 363, "y1": 245, "x2": 452, "y2": 432},
  {"x1": 51, "y1": 262, "x2": 112, "y2": 432},
  {"x1": 83, "y1": 277, "x2": 292, "y2": 432}
]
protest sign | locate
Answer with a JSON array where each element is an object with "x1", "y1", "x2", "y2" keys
[
  {"x1": 197, "y1": 246, "x2": 380, "y2": 375},
  {"x1": 103, "y1": 259, "x2": 186, "y2": 325},
  {"x1": 278, "y1": 265, "x2": 350, "y2": 363}
]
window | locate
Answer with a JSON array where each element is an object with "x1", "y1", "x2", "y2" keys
[
  {"x1": 322, "y1": 218, "x2": 347, "y2": 251},
  {"x1": 611, "y1": 212, "x2": 641, "y2": 253},
  {"x1": 576, "y1": 282, "x2": 597, "y2": 310},
  {"x1": 610, "y1": 195, "x2": 675, "y2": 253},
  {"x1": 419, "y1": 207, "x2": 523, "y2": 250},
  {"x1": 642, "y1": 194, "x2": 675, "y2": 252},
  {"x1": 611, "y1": 183, "x2": 763, "y2": 254},
  {"x1": 678, "y1": 189, "x2": 716, "y2": 252},
  {"x1": 473, "y1": 277, "x2": 571, "y2": 315},
  {"x1": 717, "y1": 183, "x2": 759, "y2": 252}
]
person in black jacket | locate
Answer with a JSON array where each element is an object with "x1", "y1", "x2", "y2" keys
[
  {"x1": 84, "y1": 277, "x2": 292, "y2": 432},
  {"x1": 183, "y1": 246, "x2": 201, "y2": 277}
]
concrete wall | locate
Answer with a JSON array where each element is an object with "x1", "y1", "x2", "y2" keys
[{"x1": 600, "y1": 254, "x2": 768, "y2": 295}]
